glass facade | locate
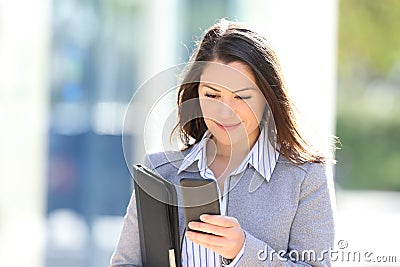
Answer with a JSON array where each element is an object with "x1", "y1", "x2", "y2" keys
[{"x1": 47, "y1": 0, "x2": 141, "y2": 266}]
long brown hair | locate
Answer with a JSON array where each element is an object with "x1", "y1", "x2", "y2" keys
[{"x1": 174, "y1": 19, "x2": 331, "y2": 165}]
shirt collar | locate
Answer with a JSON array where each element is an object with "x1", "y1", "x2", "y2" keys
[
  {"x1": 178, "y1": 130, "x2": 211, "y2": 174},
  {"x1": 177, "y1": 124, "x2": 279, "y2": 182}
]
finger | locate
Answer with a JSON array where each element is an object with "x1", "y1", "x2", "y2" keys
[
  {"x1": 188, "y1": 221, "x2": 228, "y2": 236},
  {"x1": 186, "y1": 230, "x2": 226, "y2": 247},
  {"x1": 200, "y1": 214, "x2": 239, "y2": 227}
]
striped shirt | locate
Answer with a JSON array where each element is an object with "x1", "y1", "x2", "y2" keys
[{"x1": 177, "y1": 123, "x2": 279, "y2": 267}]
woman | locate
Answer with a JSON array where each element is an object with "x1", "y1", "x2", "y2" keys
[{"x1": 111, "y1": 19, "x2": 335, "y2": 267}]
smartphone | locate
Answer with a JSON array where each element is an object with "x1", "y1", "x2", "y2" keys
[{"x1": 180, "y1": 178, "x2": 221, "y2": 233}]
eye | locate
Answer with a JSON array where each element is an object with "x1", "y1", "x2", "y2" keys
[
  {"x1": 235, "y1": 95, "x2": 251, "y2": 100},
  {"x1": 205, "y1": 93, "x2": 218, "y2": 98}
]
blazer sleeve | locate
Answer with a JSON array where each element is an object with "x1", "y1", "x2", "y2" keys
[
  {"x1": 237, "y1": 162, "x2": 336, "y2": 267},
  {"x1": 109, "y1": 190, "x2": 142, "y2": 267}
]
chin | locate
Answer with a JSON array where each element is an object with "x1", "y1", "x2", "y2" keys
[{"x1": 211, "y1": 130, "x2": 251, "y2": 147}]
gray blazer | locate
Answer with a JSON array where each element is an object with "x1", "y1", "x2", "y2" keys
[{"x1": 110, "y1": 149, "x2": 336, "y2": 267}]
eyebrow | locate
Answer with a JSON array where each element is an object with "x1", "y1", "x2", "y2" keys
[{"x1": 202, "y1": 83, "x2": 256, "y2": 93}]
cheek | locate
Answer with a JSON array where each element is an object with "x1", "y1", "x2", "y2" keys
[
  {"x1": 254, "y1": 105, "x2": 266, "y2": 122},
  {"x1": 253, "y1": 97, "x2": 267, "y2": 120},
  {"x1": 199, "y1": 98, "x2": 215, "y2": 118},
  {"x1": 203, "y1": 118, "x2": 218, "y2": 134},
  {"x1": 239, "y1": 102, "x2": 265, "y2": 123}
]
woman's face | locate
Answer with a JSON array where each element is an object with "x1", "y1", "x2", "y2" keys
[{"x1": 198, "y1": 61, "x2": 266, "y2": 148}]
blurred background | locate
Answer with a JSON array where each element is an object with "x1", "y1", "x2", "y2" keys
[{"x1": 0, "y1": 0, "x2": 399, "y2": 266}]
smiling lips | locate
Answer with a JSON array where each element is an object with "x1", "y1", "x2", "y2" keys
[{"x1": 215, "y1": 121, "x2": 242, "y2": 130}]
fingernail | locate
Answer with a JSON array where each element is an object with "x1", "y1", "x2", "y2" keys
[
  {"x1": 200, "y1": 214, "x2": 207, "y2": 221},
  {"x1": 186, "y1": 232, "x2": 192, "y2": 238}
]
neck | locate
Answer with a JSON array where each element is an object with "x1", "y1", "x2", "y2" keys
[
  {"x1": 208, "y1": 131, "x2": 260, "y2": 161},
  {"x1": 215, "y1": 141, "x2": 248, "y2": 158}
]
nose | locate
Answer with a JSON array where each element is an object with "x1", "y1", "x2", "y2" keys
[{"x1": 217, "y1": 99, "x2": 235, "y2": 119}]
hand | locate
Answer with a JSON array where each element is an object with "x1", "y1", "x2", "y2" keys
[{"x1": 185, "y1": 214, "x2": 245, "y2": 259}]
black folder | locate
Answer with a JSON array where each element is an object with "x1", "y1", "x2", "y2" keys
[{"x1": 133, "y1": 164, "x2": 181, "y2": 267}]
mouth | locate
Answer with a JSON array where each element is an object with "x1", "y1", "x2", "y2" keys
[{"x1": 215, "y1": 121, "x2": 242, "y2": 130}]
